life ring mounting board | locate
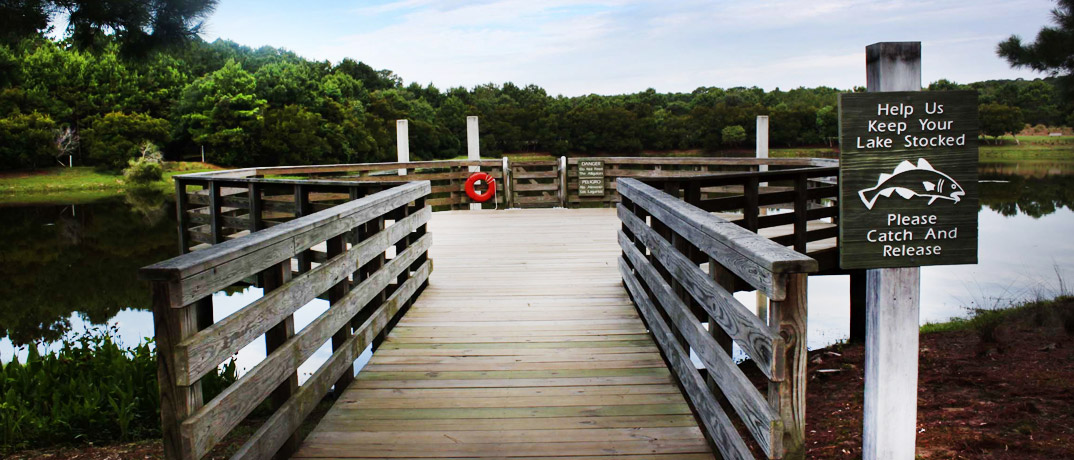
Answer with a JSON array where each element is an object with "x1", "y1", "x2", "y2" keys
[{"x1": 465, "y1": 172, "x2": 496, "y2": 203}]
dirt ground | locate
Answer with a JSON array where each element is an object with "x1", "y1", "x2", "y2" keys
[
  {"x1": 806, "y1": 298, "x2": 1074, "y2": 459},
  {"x1": 6, "y1": 300, "x2": 1072, "y2": 460}
]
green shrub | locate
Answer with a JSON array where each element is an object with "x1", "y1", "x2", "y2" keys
[
  {"x1": 0, "y1": 112, "x2": 56, "y2": 169},
  {"x1": 0, "y1": 328, "x2": 236, "y2": 452},
  {"x1": 82, "y1": 112, "x2": 169, "y2": 170},
  {"x1": 122, "y1": 142, "x2": 164, "y2": 184}
]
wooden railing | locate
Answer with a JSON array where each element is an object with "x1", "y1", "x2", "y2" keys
[
  {"x1": 140, "y1": 181, "x2": 432, "y2": 460},
  {"x1": 567, "y1": 157, "x2": 835, "y2": 206},
  {"x1": 175, "y1": 160, "x2": 504, "y2": 252},
  {"x1": 648, "y1": 166, "x2": 841, "y2": 274},
  {"x1": 507, "y1": 159, "x2": 560, "y2": 208},
  {"x1": 617, "y1": 178, "x2": 817, "y2": 460}
]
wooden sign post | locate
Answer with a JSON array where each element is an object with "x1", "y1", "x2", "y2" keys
[{"x1": 839, "y1": 42, "x2": 979, "y2": 460}]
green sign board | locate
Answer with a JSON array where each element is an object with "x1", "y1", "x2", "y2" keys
[
  {"x1": 838, "y1": 90, "x2": 979, "y2": 269},
  {"x1": 578, "y1": 159, "x2": 605, "y2": 197}
]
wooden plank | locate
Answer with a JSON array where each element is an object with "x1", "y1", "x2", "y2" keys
[
  {"x1": 769, "y1": 273, "x2": 807, "y2": 459},
  {"x1": 180, "y1": 262, "x2": 432, "y2": 460},
  {"x1": 618, "y1": 229, "x2": 780, "y2": 450},
  {"x1": 229, "y1": 260, "x2": 432, "y2": 460},
  {"x1": 176, "y1": 206, "x2": 429, "y2": 308},
  {"x1": 617, "y1": 178, "x2": 817, "y2": 300},
  {"x1": 617, "y1": 208, "x2": 777, "y2": 378},
  {"x1": 291, "y1": 208, "x2": 713, "y2": 460},
  {"x1": 173, "y1": 233, "x2": 432, "y2": 386},
  {"x1": 618, "y1": 257, "x2": 756, "y2": 459},
  {"x1": 151, "y1": 283, "x2": 202, "y2": 460},
  {"x1": 141, "y1": 181, "x2": 430, "y2": 283}
]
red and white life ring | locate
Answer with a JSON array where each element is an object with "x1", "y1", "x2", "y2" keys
[{"x1": 464, "y1": 172, "x2": 496, "y2": 203}]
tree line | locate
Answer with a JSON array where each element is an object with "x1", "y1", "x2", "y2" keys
[{"x1": 0, "y1": 37, "x2": 1070, "y2": 171}]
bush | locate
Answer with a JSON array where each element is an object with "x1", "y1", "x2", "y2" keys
[
  {"x1": 0, "y1": 328, "x2": 236, "y2": 452},
  {"x1": 82, "y1": 112, "x2": 169, "y2": 170},
  {"x1": 721, "y1": 125, "x2": 747, "y2": 146},
  {"x1": 122, "y1": 142, "x2": 164, "y2": 184},
  {"x1": 0, "y1": 112, "x2": 56, "y2": 169}
]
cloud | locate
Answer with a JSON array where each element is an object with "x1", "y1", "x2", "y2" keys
[{"x1": 205, "y1": 0, "x2": 1056, "y2": 96}]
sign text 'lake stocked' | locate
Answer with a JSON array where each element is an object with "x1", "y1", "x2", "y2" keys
[{"x1": 838, "y1": 90, "x2": 979, "y2": 269}]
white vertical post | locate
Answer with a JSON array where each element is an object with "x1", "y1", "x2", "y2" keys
[
  {"x1": 756, "y1": 115, "x2": 769, "y2": 175},
  {"x1": 755, "y1": 118, "x2": 771, "y2": 317},
  {"x1": 467, "y1": 116, "x2": 481, "y2": 210},
  {"x1": 502, "y1": 156, "x2": 511, "y2": 209},
  {"x1": 396, "y1": 119, "x2": 409, "y2": 176},
  {"x1": 862, "y1": 41, "x2": 922, "y2": 460}
]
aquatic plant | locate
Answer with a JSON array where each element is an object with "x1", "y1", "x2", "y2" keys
[{"x1": 0, "y1": 327, "x2": 236, "y2": 452}]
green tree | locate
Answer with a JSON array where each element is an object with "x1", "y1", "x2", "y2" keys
[
  {"x1": 978, "y1": 103, "x2": 1025, "y2": 143},
  {"x1": 82, "y1": 112, "x2": 170, "y2": 169},
  {"x1": 720, "y1": 125, "x2": 746, "y2": 146},
  {"x1": 259, "y1": 105, "x2": 331, "y2": 165},
  {"x1": 0, "y1": 111, "x2": 56, "y2": 169},
  {"x1": 997, "y1": 0, "x2": 1074, "y2": 121},
  {"x1": 816, "y1": 105, "x2": 838, "y2": 147},
  {"x1": 173, "y1": 60, "x2": 266, "y2": 165},
  {"x1": 1, "y1": 0, "x2": 218, "y2": 56}
]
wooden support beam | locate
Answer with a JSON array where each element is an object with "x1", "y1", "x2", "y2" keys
[{"x1": 262, "y1": 260, "x2": 298, "y2": 460}]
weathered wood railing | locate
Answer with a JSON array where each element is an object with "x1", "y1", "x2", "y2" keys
[
  {"x1": 567, "y1": 157, "x2": 836, "y2": 206},
  {"x1": 508, "y1": 159, "x2": 560, "y2": 208},
  {"x1": 617, "y1": 178, "x2": 817, "y2": 459},
  {"x1": 140, "y1": 181, "x2": 432, "y2": 460},
  {"x1": 649, "y1": 166, "x2": 841, "y2": 274},
  {"x1": 175, "y1": 160, "x2": 504, "y2": 252}
]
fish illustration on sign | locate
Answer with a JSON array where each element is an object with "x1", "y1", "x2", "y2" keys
[{"x1": 858, "y1": 158, "x2": 965, "y2": 210}]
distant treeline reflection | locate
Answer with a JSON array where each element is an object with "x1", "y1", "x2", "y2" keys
[
  {"x1": 0, "y1": 191, "x2": 176, "y2": 345},
  {"x1": 980, "y1": 171, "x2": 1074, "y2": 218}
]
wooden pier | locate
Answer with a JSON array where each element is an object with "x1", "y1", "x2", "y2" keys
[
  {"x1": 295, "y1": 209, "x2": 712, "y2": 458},
  {"x1": 143, "y1": 158, "x2": 835, "y2": 460}
]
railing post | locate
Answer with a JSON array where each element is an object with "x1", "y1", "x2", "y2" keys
[
  {"x1": 770, "y1": 273, "x2": 808, "y2": 460},
  {"x1": 262, "y1": 259, "x2": 298, "y2": 460},
  {"x1": 175, "y1": 178, "x2": 190, "y2": 254},
  {"x1": 559, "y1": 156, "x2": 567, "y2": 208},
  {"x1": 468, "y1": 116, "x2": 481, "y2": 210},
  {"x1": 248, "y1": 182, "x2": 263, "y2": 233},
  {"x1": 744, "y1": 176, "x2": 760, "y2": 232},
  {"x1": 757, "y1": 115, "x2": 770, "y2": 186},
  {"x1": 849, "y1": 269, "x2": 867, "y2": 343},
  {"x1": 327, "y1": 234, "x2": 355, "y2": 395},
  {"x1": 209, "y1": 180, "x2": 222, "y2": 244},
  {"x1": 793, "y1": 173, "x2": 809, "y2": 253},
  {"x1": 152, "y1": 283, "x2": 203, "y2": 460},
  {"x1": 294, "y1": 184, "x2": 312, "y2": 273},
  {"x1": 503, "y1": 157, "x2": 512, "y2": 208},
  {"x1": 396, "y1": 119, "x2": 409, "y2": 176}
]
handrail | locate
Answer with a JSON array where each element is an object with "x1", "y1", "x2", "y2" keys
[
  {"x1": 617, "y1": 178, "x2": 816, "y2": 460},
  {"x1": 141, "y1": 181, "x2": 433, "y2": 460},
  {"x1": 646, "y1": 166, "x2": 840, "y2": 266}
]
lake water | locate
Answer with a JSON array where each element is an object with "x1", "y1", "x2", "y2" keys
[{"x1": 2, "y1": 160, "x2": 1072, "y2": 373}]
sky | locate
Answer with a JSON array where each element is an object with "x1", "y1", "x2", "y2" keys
[{"x1": 200, "y1": 0, "x2": 1061, "y2": 96}]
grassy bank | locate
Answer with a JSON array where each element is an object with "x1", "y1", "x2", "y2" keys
[{"x1": 0, "y1": 162, "x2": 218, "y2": 198}]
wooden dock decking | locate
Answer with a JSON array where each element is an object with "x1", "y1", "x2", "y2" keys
[{"x1": 293, "y1": 208, "x2": 716, "y2": 459}]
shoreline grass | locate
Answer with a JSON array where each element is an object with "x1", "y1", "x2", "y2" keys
[
  {"x1": 0, "y1": 162, "x2": 218, "y2": 195},
  {"x1": 920, "y1": 295, "x2": 1074, "y2": 335},
  {"x1": 0, "y1": 162, "x2": 218, "y2": 204}
]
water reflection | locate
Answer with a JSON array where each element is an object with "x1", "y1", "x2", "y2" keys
[{"x1": 0, "y1": 189, "x2": 177, "y2": 347}]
